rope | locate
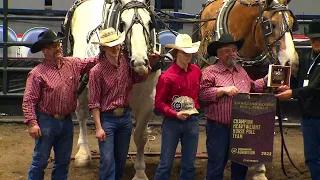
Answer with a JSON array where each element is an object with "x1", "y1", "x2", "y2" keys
[{"x1": 276, "y1": 98, "x2": 308, "y2": 177}]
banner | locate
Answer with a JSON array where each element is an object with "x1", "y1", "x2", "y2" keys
[{"x1": 229, "y1": 93, "x2": 277, "y2": 166}]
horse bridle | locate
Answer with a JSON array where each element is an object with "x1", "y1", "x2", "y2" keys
[
  {"x1": 120, "y1": 0, "x2": 157, "y2": 66},
  {"x1": 254, "y1": 2, "x2": 299, "y2": 64}
]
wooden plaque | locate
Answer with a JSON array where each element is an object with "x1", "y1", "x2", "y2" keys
[{"x1": 267, "y1": 65, "x2": 291, "y2": 87}]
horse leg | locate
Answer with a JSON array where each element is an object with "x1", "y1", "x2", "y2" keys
[
  {"x1": 132, "y1": 109, "x2": 151, "y2": 180},
  {"x1": 131, "y1": 70, "x2": 160, "y2": 180},
  {"x1": 253, "y1": 164, "x2": 268, "y2": 180},
  {"x1": 74, "y1": 87, "x2": 92, "y2": 167}
]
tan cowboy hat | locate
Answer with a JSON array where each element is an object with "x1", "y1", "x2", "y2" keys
[
  {"x1": 91, "y1": 27, "x2": 125, "y2": 47},
  {"x1": 165, "y1": 34, "x2": 200, "y2": 54}
]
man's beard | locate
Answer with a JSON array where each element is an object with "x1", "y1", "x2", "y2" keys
[{"x1": 226, "y1": 56, "x2": 236, "y2": 67}]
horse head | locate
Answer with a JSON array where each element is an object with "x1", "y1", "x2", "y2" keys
[
  {"x1": 119, "y1": 0, "x2": 157, "y2": 75},
  {"x1": 256, "y1": 0, "x2": 299, "y2": 75}
]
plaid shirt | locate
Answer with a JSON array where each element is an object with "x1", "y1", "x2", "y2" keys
[
  {"x1": 22, "y1": 57, "x2": 99, "y2": 126},
  {"x1": 199, "y1": 61, "x2": 267, "y2": 126},
  {"x1": 88, "y1": 52, "x2": 143, "y2": 112}
]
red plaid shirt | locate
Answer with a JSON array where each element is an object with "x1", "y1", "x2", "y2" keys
[
  {"x1": 22, "y1": 57, "x2": 98, "y2": 126},
  {"x1": 88, "y1": 53, "x2": 143, "y2": 112},
  {"x1": 155, "y1": 62, "x2": 202, "y2": 118},
  {"x1": 199, "y1": 61, "x2": 267, "y2": 126}
]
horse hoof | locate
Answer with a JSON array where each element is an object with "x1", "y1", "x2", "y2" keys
[
  {"x1": 253, "y1": 175, "x2": 268, "y2": 180},
  {"x1": 132, "y1": 170, "x2": 149, "y2": 180},
  {"x1": 74, "y1": 153, "x2": 91, "y2": 167}
]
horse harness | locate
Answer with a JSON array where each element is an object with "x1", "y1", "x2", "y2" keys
[
  {"x1": 253, "y1": 1, "x2": 299, "y2": 64},
  {"x1": 118, "y1": 1, "x2": 158, "y2": 59},
  {"x1": 200, "y1": 0, "x2": 299, "y2": 67},
  {"x1": 61, "y1": 0, "x2": 161, "y2": 96}
]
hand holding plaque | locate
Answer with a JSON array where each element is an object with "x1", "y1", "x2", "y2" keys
[{"x1": 267, "y1": 65, "x2": 291, "y2": 88}]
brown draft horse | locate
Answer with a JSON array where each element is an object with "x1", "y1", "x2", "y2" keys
[
  {"x1": 195, "y1": 0, "x2": 299, "y2": 81},
  {"x1": 193, "y1": 0, "x2": 300, "y2": 179}
]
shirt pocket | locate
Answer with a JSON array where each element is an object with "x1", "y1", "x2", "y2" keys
[
  {"x1": 65, "y1": 75, "x2": 78, "y2": 88},
  {"x1": 215, "y1": 78, "x2": 234, "y2": 87},
  {"x1": 171, "y1": 80, "x2": 186, "y2": 94}
]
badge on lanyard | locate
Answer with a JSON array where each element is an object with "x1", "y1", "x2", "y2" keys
[
  {"x1": 304, "y1": 53, "x2": 319, "y2": 87},
  {"x1": 303, "y1": 79, "x2": 309, "y2": 87}
]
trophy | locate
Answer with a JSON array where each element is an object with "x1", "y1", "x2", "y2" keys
[{"x1": 267, "y1": 65, "x2": 291, "y2": 87}]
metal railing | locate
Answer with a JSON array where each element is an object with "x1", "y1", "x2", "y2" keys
[
  {"x1": 0, "y1": 0, "x2": 65, "y2": 97},
  {"x1": 0, "y1": 0, "x2": 313, "y2": 98}
]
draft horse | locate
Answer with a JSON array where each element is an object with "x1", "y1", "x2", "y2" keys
[
  {"x1": 193, "y1": 0, "x2": 300, "y2": 179},
  {"x1": 62, "y1": 0, "x2": 161, "y2": 179}
]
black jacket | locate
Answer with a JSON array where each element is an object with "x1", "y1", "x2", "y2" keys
[{"x1": 291, "y1": 51, "x2": 320, "y2": 118}]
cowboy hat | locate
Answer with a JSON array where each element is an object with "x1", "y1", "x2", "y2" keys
[
  {"x1": 30, "y1": 29, "x2": 65, "y2": 53},
  {"x1": 207, "y1": 33, "x2": 244, "y2": 56},
  {"x1": 305, "y1": 19, "x2": 320, "y2": 38},
  {"x1": 91, "y1": 27, "x2": 125, "y2": 47},
  {"x1": 165, "y1": 34, "x2": 200, "y2": 54}
]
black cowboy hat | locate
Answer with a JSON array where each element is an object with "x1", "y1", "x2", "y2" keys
[
  {"x1": 30, "y1": 29, "x2": 65, "y2": 53},
  {"x1": 207, "y1": 33, "x2": 244, "y2": 56},
  {"x1": 305, "y1": 19, "x2": 320, "y2": 38}
]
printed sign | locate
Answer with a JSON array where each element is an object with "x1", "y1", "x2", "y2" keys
[{"x1": 229, "y1": 93, "x2": 277, "y2": 166}]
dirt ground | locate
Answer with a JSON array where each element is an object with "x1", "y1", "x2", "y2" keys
[{"x1": 0, "y1": 123, "x2": 312, "y2": 180}]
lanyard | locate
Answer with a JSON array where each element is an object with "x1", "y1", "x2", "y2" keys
[{"x1": 307, "y1": 53, "x2": 320, "y2": 77}]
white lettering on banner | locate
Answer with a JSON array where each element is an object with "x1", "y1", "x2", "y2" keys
[{"x1": 84, "y1": 31, "x2": 100, "y2": 58}]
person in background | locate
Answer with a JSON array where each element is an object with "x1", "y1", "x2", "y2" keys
[{"x1": 276, "y1": 19, "x2": 320, "y2": 179}]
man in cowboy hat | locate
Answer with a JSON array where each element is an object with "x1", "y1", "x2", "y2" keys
[
  {"x1": 88, "y1": 27, "x2": 156, "y2": 180},
  {"x1": 199, "y1": 33, "x2": 268, "y2": 180},
  {"x1": 22, "y1": 29, "x2": 100, "y2": 179},
  {"x1": 154, "y1": 33, "x2": 202, "y2": 180},
  {"x1": 276, "y1": 19, "x2": 320, "y2": 179}
]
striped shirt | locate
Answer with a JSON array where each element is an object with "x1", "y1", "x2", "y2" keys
[
  {"x1": 22, "y1": 57, "x2": 98, "y2": 126},
  {"x1": 88, "y1": 52, "x2": 142, "y2": 112},
  {"x1": 199, "y1": 61, "x2": 267, "y2": 126}
]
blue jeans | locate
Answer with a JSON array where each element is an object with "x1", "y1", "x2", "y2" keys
[
  {"x1": 154, "y1": 116, "x2": 199, "y2": 180},
  {"x1": 28, "y1": 112, "x2": 74, "y2": 180},
  {"x1": 99, "y1": 109, "x2": 132, "y2": 180},
  {"x1": 301, "y1": 118, "x2": 320, "y2": 179},
  {"x1": 206, "y1": 120, "x2": 248, "y2": 180}
]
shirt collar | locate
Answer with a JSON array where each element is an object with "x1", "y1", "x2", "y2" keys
[
  {"x1": 43, "y1": 58, "x2": 65, "y2": 69},
  {"x1": 172, "y1": 62, "x2": 193, "y2": 73},
  {"x1": 102, "y1": 52, "x2": 126, "y2": 68},
  {"x1": 216, "y1": 60, "x2": 240, "y2": 72}
]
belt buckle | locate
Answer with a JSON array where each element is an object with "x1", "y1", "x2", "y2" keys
[
  {"x1": 113, "y1": 108, "x2": 125, "y2": 117},
  {"x1": 54, "y1": 114, "x2": 65, "y2": 120}
]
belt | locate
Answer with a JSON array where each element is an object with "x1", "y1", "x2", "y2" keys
[
  {"x1": 54, "y1": 114, "x2": 67, "y2": 120},
  {"x1": 105, "y1": 107, "x2": 130, "y2": 117}
]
